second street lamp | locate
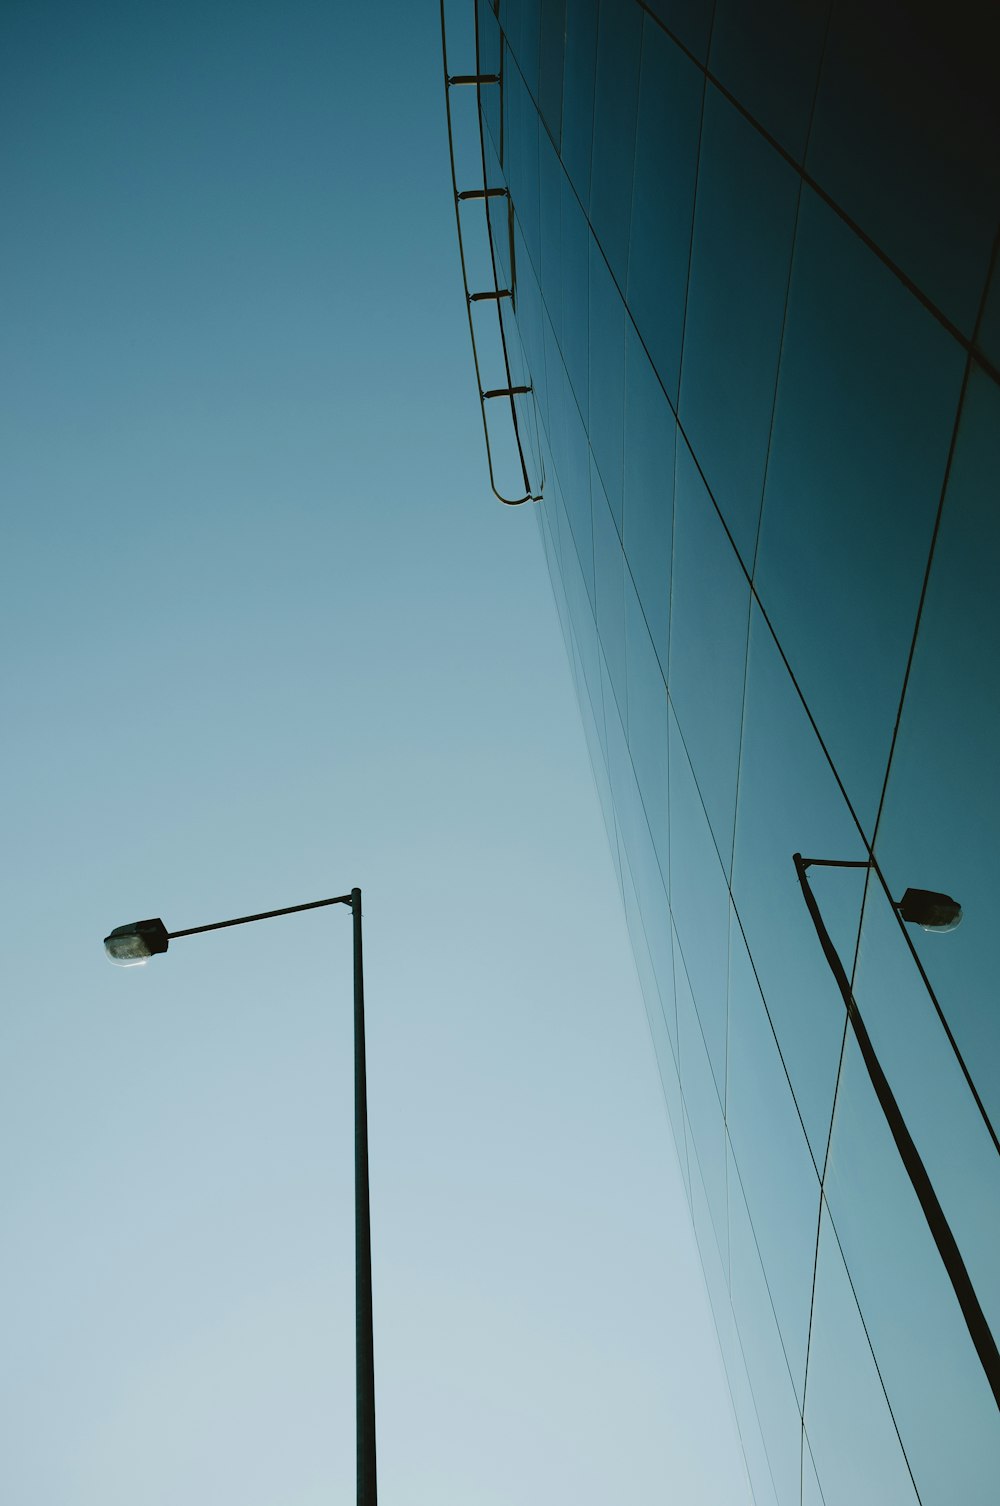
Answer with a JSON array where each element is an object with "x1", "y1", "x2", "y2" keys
[{"x1": 104, "y1": 888, "x2": 378, "y2": 1506}]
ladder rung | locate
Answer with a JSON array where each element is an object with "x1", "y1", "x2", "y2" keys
[
  {"x1": 470, "y1": 289, "x2": 512, "y2": 302},
  {"x1": 457, "y1": 188, "x2": 509, "y2": 202},
  {"x1": 482, "y1": 385, "x2": 531, "y2": 399},
  {"x1": 447, "y1": 73, "x2": 500, "y2": 86}
]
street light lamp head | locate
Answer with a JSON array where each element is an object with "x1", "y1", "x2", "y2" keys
[
  {"x1": 104, "y1": 918, "x2": 170, "y2": 965},
  {"x1": 895, "y1": 887, "x2": 963, "y2": 932}
]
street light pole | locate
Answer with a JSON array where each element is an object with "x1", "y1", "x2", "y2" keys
[
  {"x1": 351, "y1": 889, "x2": 377, "y2": 1506},
  {"x1": 792, "y1": 854, "x2": 999, "y2": 1411},
  {"x1": 104, "y1": 888, "x2": 378, "y2": 1506}
]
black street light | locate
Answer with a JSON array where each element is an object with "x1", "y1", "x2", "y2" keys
[
  {"x1": 791, "y1": 855, "x2": 962, "y2": 932},
  {"x1": 791, "y1": 853, "x2": 999, "y2": 1411},
  {"x1": 104, "y1": 889, "x2": 378, "y2": 1506}
]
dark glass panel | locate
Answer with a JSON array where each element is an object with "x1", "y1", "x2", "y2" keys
[
  {"x1": 588, "y1": 238, "x2": 626, "y2": 531},
  {"x1": 511, "y1": 221, "x2": 546, "y2": 416},
  {"x1": 755, "y1": 188, "x2": 965, "y2": 832},
  {"x1": 623, "y1": 323, "x2": 674, "y2": 677},
  {"x1": 676, "y1": 953, "x2": 729, "y2": 1269},
  {"x1": 974, "y1": 254, "x2": 1000, "y2": 373},
  {"x1": 602, "y1": 646, "x2": 650, "y2": 927},
  {"x1": 589, "y1": 0, "x2": 641, "y2": 289},
  {"x1": 537, "y1": 0, "x2": 566, "y2": 146},
  {"x1": 560, "y1": 0, "x2": 597, "y2": 205},
  {"x1": 627, "y1": 18, "x2": 703, "y2": 407},
  {"x1": 592, "y1": 458, "x2": 626, "y2": 730},
  {"x1": 801, "y1": 1437, "x2": 823, "y2": 1506},
  {"x1": 487, "y1": 160, "x2": 511, "y2": 290},
  {"x1": 506, "y1": 58, "x2": 541, "y2": 279},
  {"x1": 708, "y1": 0, "x2": 829, "y2": 163},
  {"x1": 727, "y1": 914, "x2": 820, "y2": 1404},
  {"x1": 667, "y1": 436, "x2": 750, "y2": 869},
  {"x1": 477, "y1": 0, "x2": 504, "y2": 149},
  {"x1": 674, "y1": 1024, "x2": 731, "y2": 1295},
  {"x1": 728, "y1": 1154, "x2": 803, "y2": 1506},
  {"x1": 731, "y1": 604, "x2": 867, "y2": 1164},
  {"x1": 806, "y1": 0, "x2": 1000, "y2": 336},
  {"x1": 539, "y1": 292, "x2": 561, "y2": 462},
  {"x1": 514, "y1": 0, "x2": 541, "y2": 99},
  {"x1": 825, "y1": 1037, "x2": 1000, "y2": 1505},
  {"x1": 679, "y1": 85, "x2": 798, "y2": 570},
  {"x1": 727, "y1": 1324, "x2": 781, "y2": 1506},
  {"x1": 622, "y1": 796, "x2": 677, "y2": 1047},
  {"x1": 571, "y1": 619, "x2": 616, "y2": 856},
  {"x1": 559, "y1": 171, "x2": 590, "y2": 420},
  {"x1": 548, "y1": 365, "x2": 593, "y2": 608},
  {"x1": 805, "y1": 1208, "x2": 920, "y2": 1506},
  {"x1": 668, "y1": 709, "x2": 729, "y2": 1096},
  {"x1": 625, "y1": 573, "x2": 669, "y2": 886},
  {"x1": 620, "y1": 847, "x2": 686, "y2": 1188},
  {"x1": 642, "y1": 0, "x2": 716, "y2": 63},
  {"x1": 537, "y1": 123, "x2": 562, "y2": 342},
  {"x1": 873, "y1": 370, "x2": 1000, "y2": 1130},
  {"x1": 565, "y1": 533, "x2": 601, "y2": 721},
  {"x1": 851, "y1": 888, "x2": 1000, "y2": 1342}
]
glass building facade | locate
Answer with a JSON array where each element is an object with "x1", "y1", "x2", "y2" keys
[{"x1": 445, "y1": 2, "x2": 1000, "y2": 1501}]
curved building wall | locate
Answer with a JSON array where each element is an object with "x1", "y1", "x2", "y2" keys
[{"x1": 457, "y1": 2, "x2": 1000, "y2": 1502}]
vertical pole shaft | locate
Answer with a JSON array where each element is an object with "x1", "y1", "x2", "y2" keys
[{"x1": 352, "y1": 888, "x2": 377, "y2": 1505}]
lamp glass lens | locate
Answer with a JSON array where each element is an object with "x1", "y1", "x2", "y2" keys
[{"x1": 105, "y1": 930, "x2": 153, "y2": 965}]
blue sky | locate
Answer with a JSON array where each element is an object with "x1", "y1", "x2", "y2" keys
[{"x1": 1, "y1": 2, "x2": 750, "y2": 1501}]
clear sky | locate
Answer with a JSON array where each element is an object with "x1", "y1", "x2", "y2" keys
[{"x1": 1, "y1": 2, "x2": 751, "y2": 1501}]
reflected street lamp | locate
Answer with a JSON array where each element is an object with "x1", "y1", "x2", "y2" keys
[{"x1": 104, "y1": 889, "x2": 378, "y2": 1506}]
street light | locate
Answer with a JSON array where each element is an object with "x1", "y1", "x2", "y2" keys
[
  {"x1": 104, "y1": 889, "x2": 378, "y2": 1506},
  {"x1": 791, "y1": 853, "x2": 999, "y2": 1411},
  {"x1": 791, "y1": 855, "x2": 962, "y2": 932}
]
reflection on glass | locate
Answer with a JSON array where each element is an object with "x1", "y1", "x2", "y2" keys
[
  {"x1": 668, "y1": 710, "x2": 730, "y2": 1096},
  {"x1": 675, "y1": 932, "x2": 728, "y2": 1267},
  {"x1": 806, "y1": 3, "x2": 1000, "y2": 334},
  {"x1": 755, "y1": 188, "x2": 965, "y2": 831},
  {"x1": 825, "y1": 1038, "x2": 1000, "y2": 1504},
  {"x1": 679, "y1": 85, "x2": 799, "y2": 570},
  {"x1": 588, "y1": 0, "x2": 641, "y2": 288},
  {"x1": 727, "y1": 1316, "x2": 781, "y2": 1506},
  {"x1": 852, "y1": 886, "x2": 1000, "y2": 1350},
  {"x1": 708, "y1": 0, "x2": 829, "y2": 163},
  {"x1": 558, "y1": 0, "x2": 597, "y2": 205},
  {"x1": 801, "y1": 1436, "x2": 824, "y2": 1506},
  {"x1": 668, "y1": 435, "x2": 750, "y2": 868},
  {"x1": 626, "y1": 18, "x2": 702, "y2": 407},
  {"x1": 620, "y1": 846, "x2": 687, "y2": 1197},
  {"x1": 623, "y1": 323, "x2": 674, "y2": 676},
  {"x1": 684, "y1": 1094, "x2": 733, "y2": 1352},
  {"x1": 537, "y1": 127, "x2": 563, "y2": 343},
  {"x1": 588, "y1": 238, "x2": 626, "y2": 529},
  {"x1": 731, "y1": 605, "x2": 865, "y2": 1163},
  {"x1": 511, "y1": 0, "x2": 540, "y2": 99},
  {"x1": 559, "y1": 172, "x2": 590, "y2": 418},
  {"x1": 805, "y1": 1207, "x2": 920, "y2": 1506},
  {"x1": 537, "y1": 0, "x2": 566, "y2": 145},
  {"x1": 728, "y1": 1153, "x2": 803, "y2": 1506},
  {"x1": 727, "y1": 915, "x2": 820, "y2": 1402},
  {"x1": 625, "y1": 573, "x2": 669, "y2": 884},
  {"x1": 642, "y1": 0, "x2": 715, "y2": 63},
  {"x1": 592, "y1": 458, "x2": 626, "y2": 728},
  {"x1": 873, "y1": 370, "x2": 1000, "y2": 1131}
]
